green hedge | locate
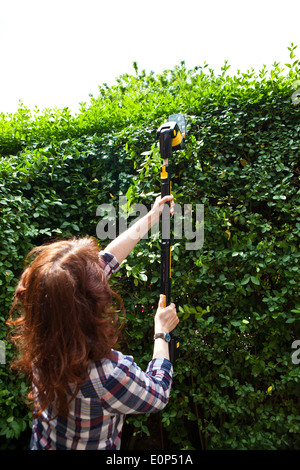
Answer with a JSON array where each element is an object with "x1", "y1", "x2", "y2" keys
[{"x1": 0, "y1": 45, "x2": 299, "y2": 450}]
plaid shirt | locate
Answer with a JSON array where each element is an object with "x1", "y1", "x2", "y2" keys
[{"x1": 30, "y1": 251, "x2": 173, "y2": 450}]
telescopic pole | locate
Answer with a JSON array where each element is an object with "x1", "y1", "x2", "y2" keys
[{"x1": 157, "y1": 118, "x2": 184, "y2": 363}]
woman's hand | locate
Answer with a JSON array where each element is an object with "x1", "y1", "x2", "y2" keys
[
  {"x1": 152, "y1": 295, "x2": 179, "y2": 361},
  {"x1": 150, "y1": 195, "x2": 174, "y2": 226},
  {"x1": 154, "y1": 294, "x2": 179, "y2": 335}
]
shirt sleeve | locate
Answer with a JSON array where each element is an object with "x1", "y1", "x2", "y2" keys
[
  {"x1": 99, "y1": 251, "x2": 120, "y2": 279},
  {"x1": 100, "y1": 352, "x2": 173, "y2": 415}
]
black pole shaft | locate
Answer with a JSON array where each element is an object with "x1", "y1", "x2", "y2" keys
[
  {"x1": 160, "y1": 163, "x2": 171, "y2": 306},
  {"x1": 158, "y1": 130, "x2": 179, "y2": 363}
]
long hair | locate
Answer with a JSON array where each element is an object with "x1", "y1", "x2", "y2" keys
[{"x1": 7, "y1": 237, "x2": 124, "y2": 418}]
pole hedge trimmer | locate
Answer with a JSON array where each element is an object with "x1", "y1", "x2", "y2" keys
[{"x1": 157, "y1": 114, "x2": 186, "y2": 363}]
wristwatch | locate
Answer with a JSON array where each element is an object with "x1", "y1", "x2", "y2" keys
[{"x1": 153, "y1": 332, "x2": 171, "y2": 342}]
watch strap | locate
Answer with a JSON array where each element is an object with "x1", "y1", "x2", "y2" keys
[{"x1": 153, "y1": 332, "x2": 170, "y2": 342}]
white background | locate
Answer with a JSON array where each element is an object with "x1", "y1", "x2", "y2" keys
[{"x1": 0, "y1": 0, "x2": 299, "y2": 114}]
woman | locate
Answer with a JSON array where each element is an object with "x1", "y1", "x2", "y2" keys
[{"x1": 7, "y1": 195, "x2": 179, "y2": 450}]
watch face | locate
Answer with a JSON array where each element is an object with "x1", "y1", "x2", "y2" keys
[{"x1": 165, "y1": 333, "x2": 171, "y2": 342}]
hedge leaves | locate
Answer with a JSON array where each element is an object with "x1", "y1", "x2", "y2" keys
[{"x1": 0, "y1": 45, "x2": 299, "y2": 449}]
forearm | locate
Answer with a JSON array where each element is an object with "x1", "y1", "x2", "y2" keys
[
  {"x1": 104, "y1": 208, "x2": 158, "y2": 264},
  {"x1": 152, "y1": 338, "x2": 170, "y2": 361}
]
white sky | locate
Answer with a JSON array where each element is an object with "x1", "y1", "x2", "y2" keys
[{"x1": 0, "y1": 0, "x2": 299, "y2": 115}]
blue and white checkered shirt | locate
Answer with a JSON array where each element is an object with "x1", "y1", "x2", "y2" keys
[{"x1": 30, "y1": 252, "x2": 173, "y2": 450}]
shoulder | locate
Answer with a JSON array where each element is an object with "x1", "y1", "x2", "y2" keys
[
  {"x1": 99, "y1": 350, "x2": 135, "y2": 380},
  {"x1": 79, "y1": 351, "x2": 132, "y2": 398},
  {"x1": 91, "y1": 350, "x2": 135, "y2": 383}
]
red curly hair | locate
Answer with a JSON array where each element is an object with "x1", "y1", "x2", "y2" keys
[{"x1": 7, "y1": 237, "x2": 124, "y2": 418}]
